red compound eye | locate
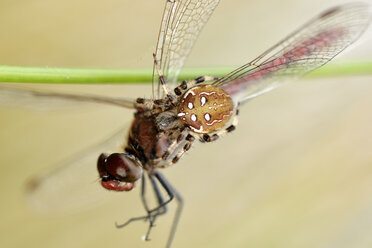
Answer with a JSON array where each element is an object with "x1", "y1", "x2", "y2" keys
[
  {"x1": 97, "y1": 153, "x2": 143, "y2": 191},
  {"x1": 105, "y1": 153, "x2": 142, "y2": 182}
]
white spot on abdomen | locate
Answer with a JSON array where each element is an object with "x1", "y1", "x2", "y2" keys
[
  {"x1": 188, "y1": 102, "x2": 194, "y2": 109},
  {"x1": 204, "y1": 113, "x2": 211, "y2": 121},
  {"x1": 191, "y1": 114, "x2": 197, "y2": 122},
  {"x1": 200, "y1": 96, "x2": 207, "y2": 106}
]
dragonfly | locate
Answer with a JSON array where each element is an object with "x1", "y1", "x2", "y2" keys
[{"x1": 2, "y1": 1, "x2": 371, "y2": 248}]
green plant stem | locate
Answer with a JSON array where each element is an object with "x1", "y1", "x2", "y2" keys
[{"x1": 0, "y1": 61, "x2": 371, "y2": 84}]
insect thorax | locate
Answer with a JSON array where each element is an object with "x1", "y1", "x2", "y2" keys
[{"x1": 127, "y1": 112, "x2": 175, "y2": 166}]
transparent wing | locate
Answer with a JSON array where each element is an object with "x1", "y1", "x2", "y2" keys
[
  {"x1": 216, "y1": 3, "x2": 371, "y2": 103},
  {"x1": 153, "y1": 0, "x2": 220, "y2": 97},
  {"x1": 0, "y1": 85, "x2": 136, "y2": 110},
  {"x1": 26, "y1": 127, "x2": 127, "y2": 213}
]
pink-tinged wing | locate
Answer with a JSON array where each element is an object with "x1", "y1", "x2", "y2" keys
[
  {"x1": 26, "y1": 127, "x2": 127, "y2": 213},
  {"x1": 215, "y1": 3, "x2": 371, "y2": 102},
  {"x1": 0, "y1": 85, "x2": 136, "y2": 110},
  {"x1": 153, "y1": 0, "x2": 220, "y2": 97}
]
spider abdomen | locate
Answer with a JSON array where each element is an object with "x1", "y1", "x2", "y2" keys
[{"x1": 177, "y1": 85, "x2": 233, "y2": 133}]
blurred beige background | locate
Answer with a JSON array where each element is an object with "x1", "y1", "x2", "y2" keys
[{"x1": 1, "y1": 0, "x2": 372, "y2": 248}]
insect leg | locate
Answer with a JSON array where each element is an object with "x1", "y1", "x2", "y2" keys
[
  {"x1": 142, "y1": 173, "x2": 169, "y2": 241},
  {"x1": 154, "y1": 171, "x2": 183, "y2": 248},
  {"x1": 115, "y1": 173, "x2": 169, "y2": 239},
  {"x1": 135, "y1": 172, "x2": 180, "y2": 244},
  {"x1": 140, "y1": 174, "x2": 150, "y2": 212},
  {"x1": 201, "y1": 102, "x2": 240, "y2": 142},
  {"x1": 115, "y1": 176, "x2": 153, "y2": 229}
]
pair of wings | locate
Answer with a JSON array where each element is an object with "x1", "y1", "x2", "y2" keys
[
  {"x1": 3, "y1": 1, "x2": 370, "y2": 108},
  {"x1": 154, "y1": 1, "x2": 371, "y2": 102},
  {"x1": 3, "y1": 1, "x2": 371, "y2": 211}
]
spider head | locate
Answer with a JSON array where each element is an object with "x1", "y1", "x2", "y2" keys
[{"x1": 97, "y1": 153, "x2": 143, "y2": 191}]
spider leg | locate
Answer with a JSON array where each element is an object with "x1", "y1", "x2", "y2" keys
[
  {"x1": 174, "y1": 75, "x2": 219, "y2": 96},
  {"x1": 153, "y1": 53, "x2": 177, "y2": 104},
  {"x1": 201, "y1": 102, "x2": 241, "y2": 143},
  {"x1": 135, "y1": 98, "x2": 172, "y2": 115},
  {"x1": 151, "y1": 128, "x2": 187, "y2": 164},
  {"x1": 154, "y1": 133, "x2": 195, "y2": 169}
]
